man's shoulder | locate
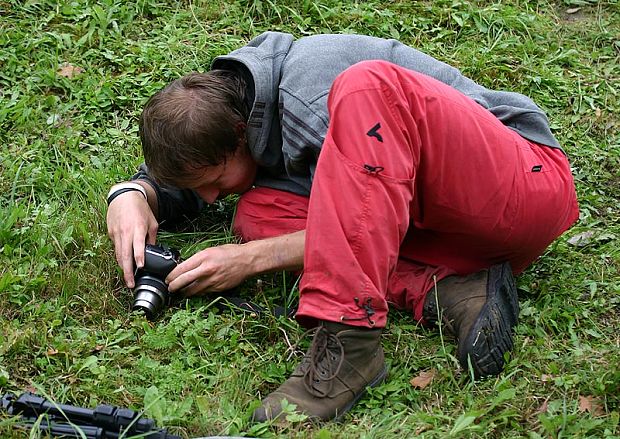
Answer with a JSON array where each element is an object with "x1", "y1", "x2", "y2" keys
[{"x1": 211, "y1": 32, "x2": 295, "y2": 78}]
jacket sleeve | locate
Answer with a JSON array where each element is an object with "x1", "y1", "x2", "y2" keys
[{"x1": 131, "y1": 163, "x2": 205, "y2": 228}]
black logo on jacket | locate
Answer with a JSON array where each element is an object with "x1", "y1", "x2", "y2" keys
[{"x1": 366, "y1": 122, "x2": 383, "y2": 143}]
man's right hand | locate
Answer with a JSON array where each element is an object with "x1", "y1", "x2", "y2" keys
[{"x1": 106, "y1": 189, "x2": 159, "y2": 288}]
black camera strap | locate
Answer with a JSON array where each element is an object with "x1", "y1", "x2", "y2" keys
[{"x1": 213, "y1": 292, "x2": 297, "y2": 319}]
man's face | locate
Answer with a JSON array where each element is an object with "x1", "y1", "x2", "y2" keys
[{"x1": 180, "y1": 147, "x2": 258, "y2": 204}]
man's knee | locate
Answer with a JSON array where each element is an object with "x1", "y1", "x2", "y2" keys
[{"x1": 233, "y1": 187, "x2": 308, "y2": 242}]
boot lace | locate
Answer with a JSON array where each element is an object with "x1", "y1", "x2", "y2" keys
[{"x1": 301, "y1": 326, "x2": 345, "y2": 397}]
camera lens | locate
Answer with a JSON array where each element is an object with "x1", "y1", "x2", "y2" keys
[{"x1": 132, "y1": 274, "x2": 169, "y2": 320}]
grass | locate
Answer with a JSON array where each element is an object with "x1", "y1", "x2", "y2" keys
[{"x1": 0, "y1": 0, "x2": 618, "y2": 437}]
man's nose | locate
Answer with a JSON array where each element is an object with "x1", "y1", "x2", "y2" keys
[{"x1": 196, "y1": 187, "x2": 219, "y2": 204}]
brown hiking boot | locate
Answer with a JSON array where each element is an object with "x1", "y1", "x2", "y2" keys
[
  {"x1": 423, "y1": 262, "x2": 519, "y2": 378},
  {"x1": 252, "y1": 321, "x2": 387, "y2": 422}
]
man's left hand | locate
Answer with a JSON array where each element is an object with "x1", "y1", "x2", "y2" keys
[
  {"x1": 166, "y1": 244, "x2": 254, "y2": 296},
  {"x1": 165, "y1": 230, "x2": 305, "y2": 297}
]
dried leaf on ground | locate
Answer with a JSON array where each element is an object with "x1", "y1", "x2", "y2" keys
[
  {"x1": 46, "y1": 348, "x2": 59, "y2": 356},
  {"x1": 57, "y1": 62, "x2": 84, "y2": 78},
  {"x1": 535, "y1": 397, "x2": 549, "y2": 415},
  {"x1": 410, "y1": 368, "x2": 437, "y2": 389},
  {"x1": 566, "y1": 7, "x2": 581, "y2": 14},
  {"x1": 578, "y1": 395, "x2": 604, "y2": 416},
  {"x1": 567, "y1": 230, "x2": 595, "y2": 246}
]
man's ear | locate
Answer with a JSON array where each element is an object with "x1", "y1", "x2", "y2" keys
[
  {"x1": 235, "y1": 121, "x2": 247, "y2": 139},
  {"x1": 234, "y1": 122, "x2": 248, "y2": 152}
]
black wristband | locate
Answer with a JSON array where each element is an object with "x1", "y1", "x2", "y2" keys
[{"x1": 107, "y1": 188, "x2": 145, "y2": 206}]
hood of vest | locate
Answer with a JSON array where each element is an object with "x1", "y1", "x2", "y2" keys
[{"x1": 212, "y1": 32, "x2": 294, "y2": 169}]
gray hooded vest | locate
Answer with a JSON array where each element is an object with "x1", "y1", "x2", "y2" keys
[
  {"x1": 212, "y1": 31, "x2": 561, "y2": 196},
  {"x1": 136, "y1": 32, "x2": 561, "y2": 223}
]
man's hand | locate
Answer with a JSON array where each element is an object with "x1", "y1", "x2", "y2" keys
[
  {"x1": 166, "y1": 244, "x2": 254, "y2": 296},
  {"x1": 106, "y1": 190, "x2": 159, "y2": 288},
  {"x1": 166, "y1": 230, "x2": 306, "y2": 297}
]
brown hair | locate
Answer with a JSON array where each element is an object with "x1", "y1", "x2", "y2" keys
[{"x1": 139, "y1": 70, "x2": 250, "y2": 186}]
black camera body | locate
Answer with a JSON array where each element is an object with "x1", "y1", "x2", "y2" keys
[{"x1": 132, "y1": 244, "x2": 181, "y2": 320}]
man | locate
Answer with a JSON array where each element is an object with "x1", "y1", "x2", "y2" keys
[{"x1": 106, "y1": 32, "x2": 579, "y2": 422}]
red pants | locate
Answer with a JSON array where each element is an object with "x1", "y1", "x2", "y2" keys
[{"x1": 234, "y1": 61, "x2": 579, "y2": 328}]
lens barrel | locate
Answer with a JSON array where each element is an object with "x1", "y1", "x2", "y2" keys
[
  {"x1": 131, "y1": 244, "x2": 180, "y2": 320},
  {"x1": 132, "y1": 275, "x2": 169, "y2": 320}
]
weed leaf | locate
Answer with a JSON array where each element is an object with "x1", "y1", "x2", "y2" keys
[
  {"x1": 144, "y1": 385, "x2": 165, "y2": 425},
  {"x1": 0, "y1": 366, "x2": 8, "y2": 386},
  {"x1": 489, "y1": 388, "x2": 516, "y2": 409},
  {"x1": 450, "y1": 411, "x2": 482, "y2": 436}
]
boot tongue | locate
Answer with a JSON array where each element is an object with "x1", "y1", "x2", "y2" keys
[
  {"x1": 321, "y1": 321, "x2": 354, "y2": 334},
  {"x1": 303, "y1": 326, "x2": 345, "y2": 397}
]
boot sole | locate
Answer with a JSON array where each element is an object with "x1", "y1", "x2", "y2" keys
[
  {"x1": 459, "y1": 262, "x2": 519, "y2": 377},
  {"x1": 333, "y1": 364, "x2": 389, "y2": 422}
]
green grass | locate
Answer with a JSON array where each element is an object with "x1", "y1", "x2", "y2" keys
[{"x1": 1, "y1": 0, "x2": 618, "y2": 437}]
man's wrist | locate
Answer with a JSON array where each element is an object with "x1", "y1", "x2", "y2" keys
[
  {"x1": 241, "y1": 231, "x2": 305, "y2": 274},
  {"x1": 132, "y1": 180, "x2": 160, "y2": 218},
  {"x1": 241, "y1": 240, "x2": 266, "y2": 277},
  {"x1": 107, "y1": 182, "x2": 147, "y2": 205}
]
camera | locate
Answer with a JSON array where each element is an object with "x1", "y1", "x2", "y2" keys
[{"x1": 132, "y1": 244, "x2": 181, "y2": 320}]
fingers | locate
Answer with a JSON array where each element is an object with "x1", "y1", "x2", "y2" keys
[
  {"x1": 106, "y1": 193, "x2": 158, "y2": 289},
  {"x1": 178, "y1": 280, "x2": 203, "y2": 297},
  {"x1": 121, "y1": 239, "x2": 136, "y2": 289},
  {"x1": 174, "y1": 275, "x2": 223, "y2": 297},
  {"x1": 167, "y1": 258, "x2": 204, "y2": 293},
  {"x1": 146, "y1": 221, "x2": 158, "y2": 246},
  {"x1": 168, "y1": 272, "x2": 197, "y2": 293},
  {"x1": 113, "y1": 224, "x2": 147, "y2": 289},
  {"x1": 166, "y1": 245, "x2": 249, "y2": 296},
  {"x1": 112, "y1": 235, "x2": 133, "y2": 289},
  {"x1": 133, "y1": 234, "x2": 146, "y2": 269}
]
